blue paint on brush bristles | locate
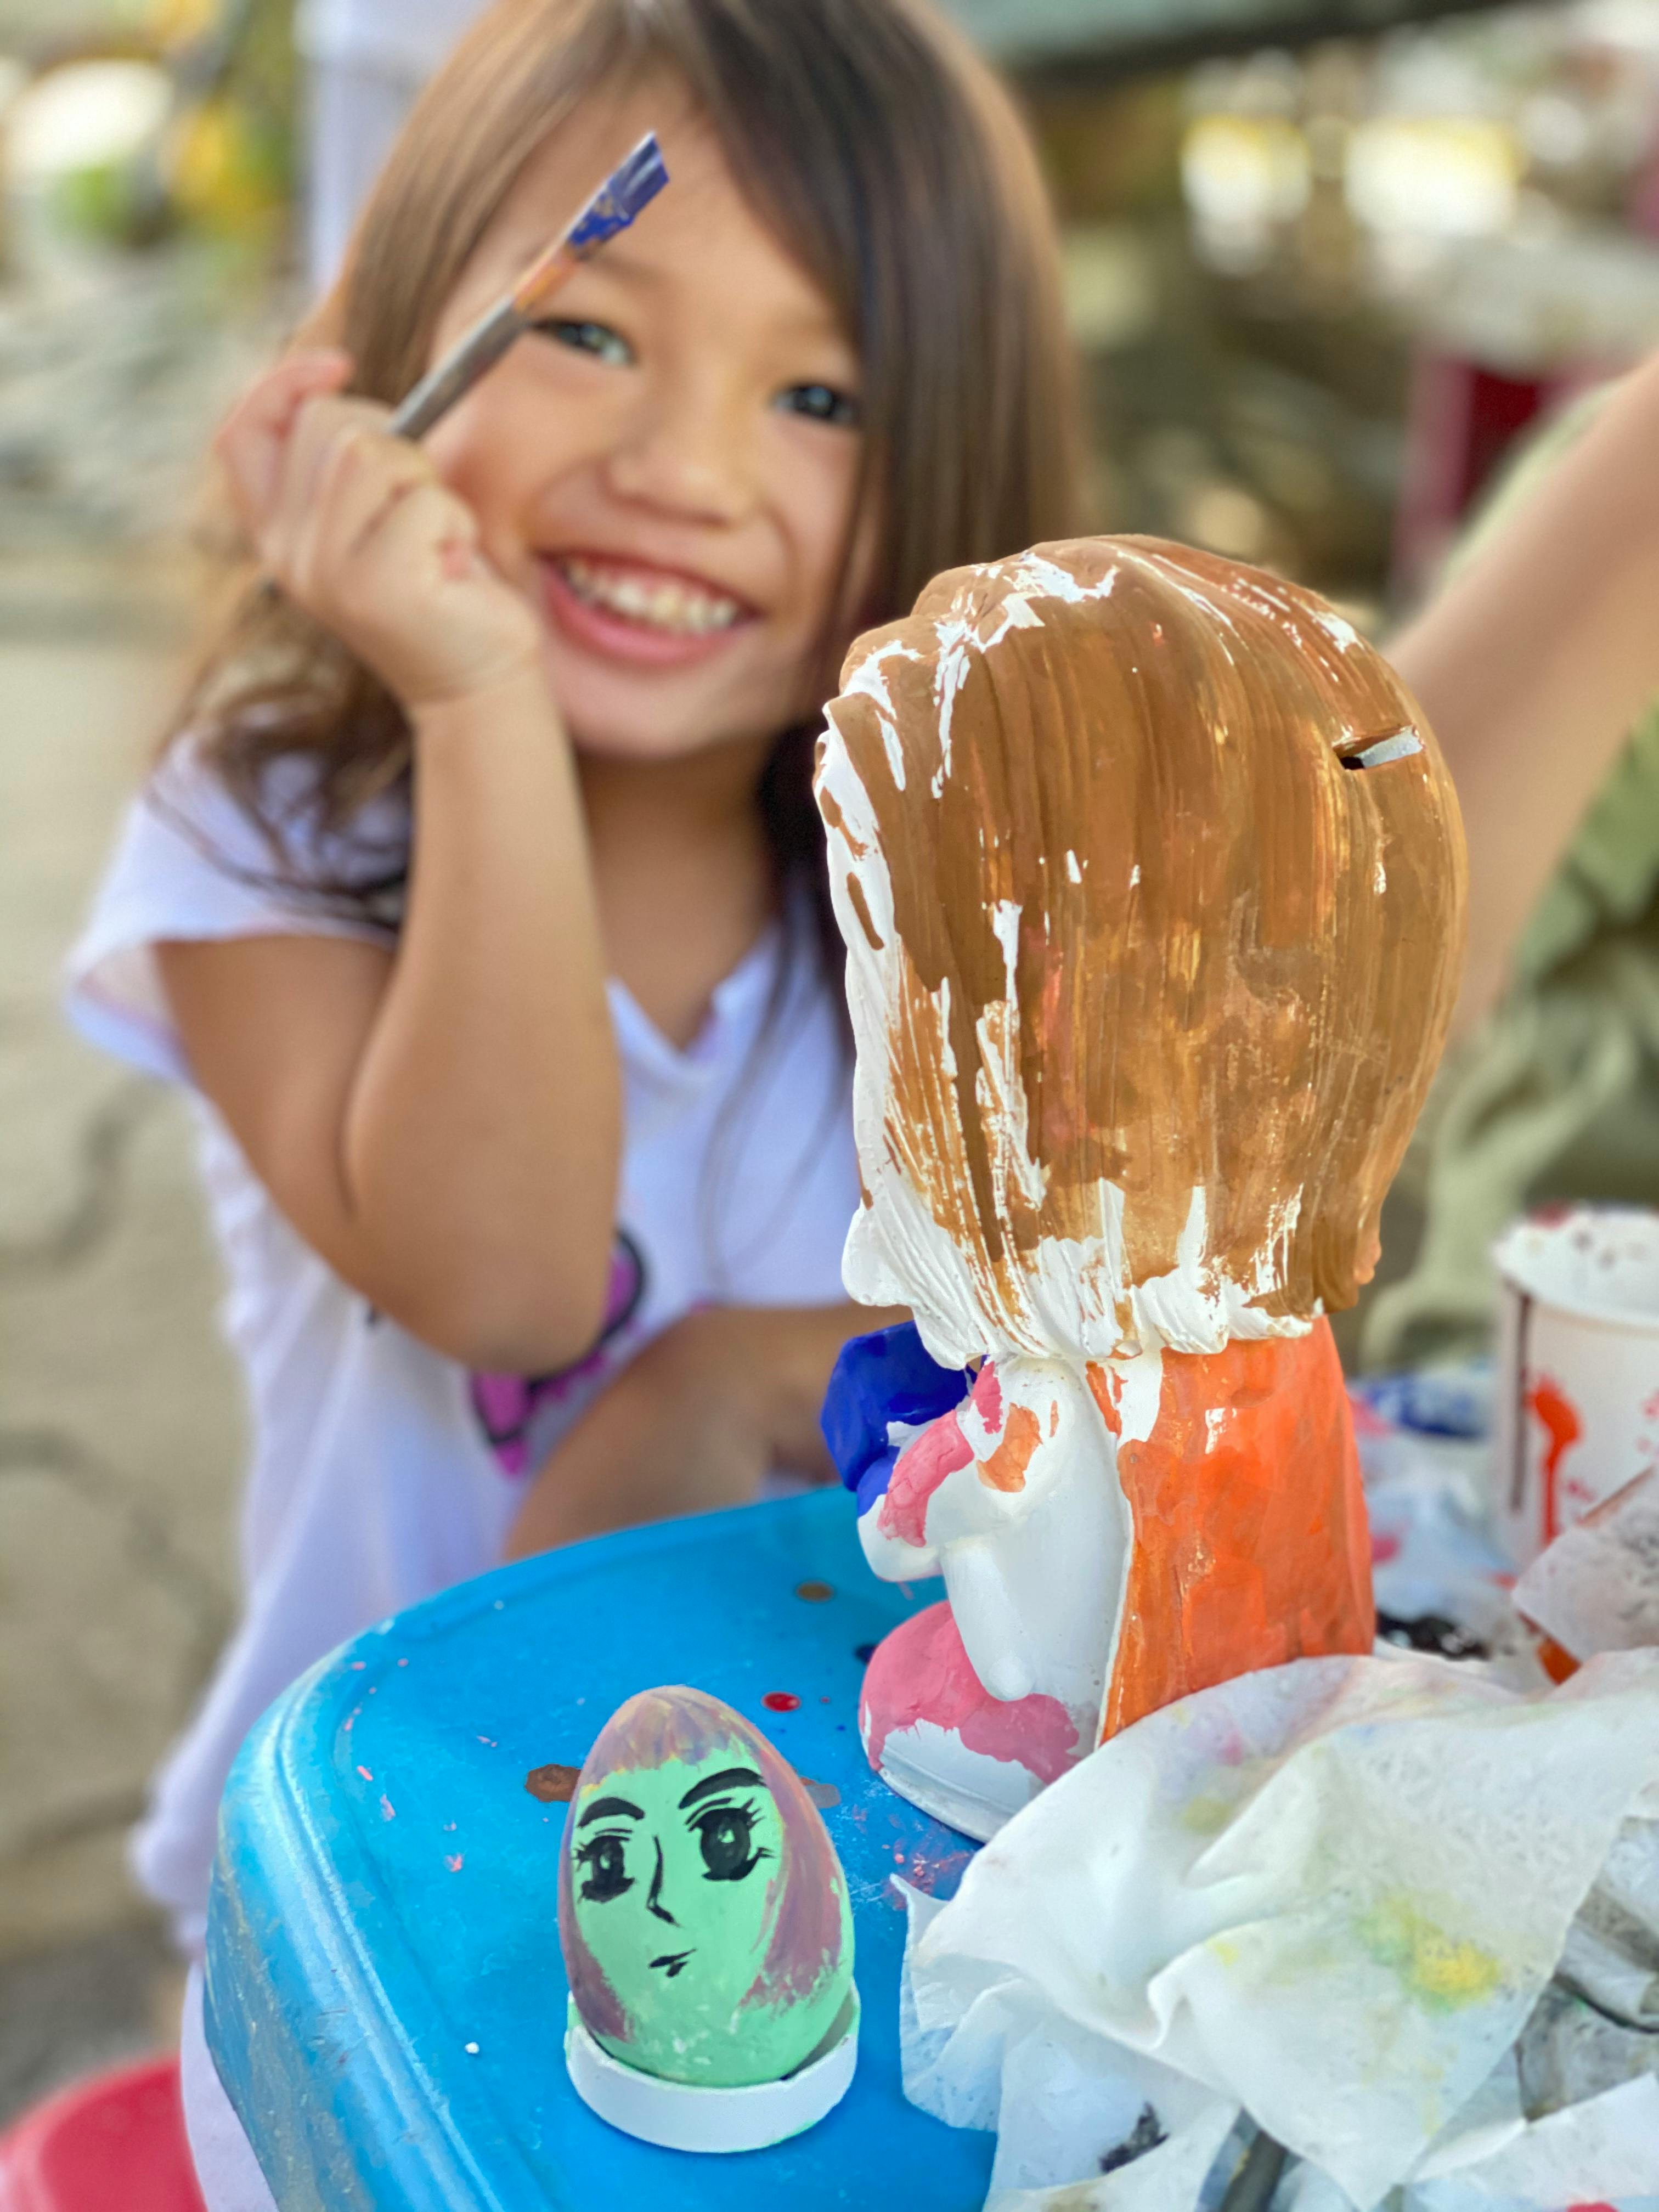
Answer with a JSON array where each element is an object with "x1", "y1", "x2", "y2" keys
[
  {"x1": 390, "y1": 132, "x2": 670, "y2": 442},
  {"x1": 566, "y1": 132, "x2": 670, "y2": 256}
]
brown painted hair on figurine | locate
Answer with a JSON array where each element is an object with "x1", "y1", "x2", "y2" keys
[{"x1": 817, "y1": 537, "x2": 1467, "y2": 1363}]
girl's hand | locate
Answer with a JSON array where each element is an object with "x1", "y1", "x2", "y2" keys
[
  {"x1": 215, "y1": 349, "x2": 544, "y2": 709},
  {"x1": 504, "y1": 1304, "x2": 905, "y2": 1556}
]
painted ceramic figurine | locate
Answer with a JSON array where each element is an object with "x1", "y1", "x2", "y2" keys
[
  {"x1": 815, "y1": 538, "x2": 1466, "y2": 1839},
  {"x1": 558, "y1": 1685, "x2": 857, "y2": 2151}
]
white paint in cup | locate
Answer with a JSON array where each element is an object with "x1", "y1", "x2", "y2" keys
[{"x1": 1491, "y1": 1206, "x2": 1659, "y2": 1570}]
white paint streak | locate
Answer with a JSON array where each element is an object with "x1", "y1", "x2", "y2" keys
[
  {"x1": 990, "y1": 898, "x2": 1021, "y2": 987},
  {"x1": 931, "y1": 617, "x2": 974, "y2": 780},
  {"x1": 839, "y1": 636, "x2": 917, "y2": 718},
  {"x1": 1113, "y1": 1348, "x2": 1164, "y2": 1448},
  {"x1": 881, "y1": 718, "x2": 906, "y2": 792}
]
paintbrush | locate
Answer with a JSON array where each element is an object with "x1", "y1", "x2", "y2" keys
[
  {"x1": 390, "y1": 130, "x2": 669, "y2": 438},
  {"x1": 250, "y1": 133, "x2": 667, "y2": 608}
]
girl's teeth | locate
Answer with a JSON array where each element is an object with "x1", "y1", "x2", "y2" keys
[{"x1": 560, "y1": 557, "x2": 741, "y2": 636}]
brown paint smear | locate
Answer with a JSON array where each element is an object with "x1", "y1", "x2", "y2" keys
[
  {"x1": 825, "y1": 538, "x2": 1467, "y2": 1335},
  {"x1": 526, "y1": 1762, "x2": 579, "y2": 1803},
  {"x1": 1089, "y1": 1319, "x2": 1373, "y2": 1738}
]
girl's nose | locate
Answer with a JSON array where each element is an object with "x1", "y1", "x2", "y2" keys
[
  {"x1": 606, "y1": 378, "x2": 756, "y2": 527},
  {"x1": 646, "y1": 1836, "x2": 678, "y2": 1925}
]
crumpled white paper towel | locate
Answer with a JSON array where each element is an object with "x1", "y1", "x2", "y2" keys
[
  {"x1": 900, "y1": 1649, "x2": 1659, "y2": 2212},
  {"x1": 1513, "y1": 1468, "x2": 1659, "y2": 1664}
]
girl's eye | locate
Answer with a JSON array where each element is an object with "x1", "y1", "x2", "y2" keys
[
  {"x1": 778, "y1": 382, "x2": 860, "y2": 429},
  {"x1": 537, "y1": 319, "x2": 634, "y2": 369},
  {"x1": 695, "y1": 1805, "x2": 763, "y2": 1882},
  {"x1": 576, "y1": 1833, "x2": 634, "y2": 1902}
]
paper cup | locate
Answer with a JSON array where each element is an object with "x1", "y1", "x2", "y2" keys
[{"x1": 1491, "y1": 1207, "x2": 1659, "y2": 1570}]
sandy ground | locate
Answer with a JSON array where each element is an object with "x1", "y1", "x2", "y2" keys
[
  {"x1": 0, "y1": 211, "x2": 282, "y2": 2113},
  {"x1": 0, "y1": 549, "x2": 247, "y2": 2113}
]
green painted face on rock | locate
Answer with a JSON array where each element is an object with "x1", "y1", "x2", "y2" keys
[{"x1": 558, "y1": 1690, "x2": 854, "y2": 2089}]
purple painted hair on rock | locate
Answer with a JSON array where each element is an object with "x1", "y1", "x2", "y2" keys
[{"x1": 557, "y1": 1686, "x2": 847, "y2": 2045}]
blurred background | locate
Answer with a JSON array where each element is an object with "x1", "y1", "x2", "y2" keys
[{"x1": 7, "y1": 0, "x2": 1659, "y2": 2118}]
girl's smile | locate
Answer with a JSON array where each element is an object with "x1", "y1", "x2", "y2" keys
[
  {"x1": 538, "y1": 549, "x2": 755, "y2": 669},
  {"x1": 424, "y1": 87, "x2": 869, "y2": 764}
]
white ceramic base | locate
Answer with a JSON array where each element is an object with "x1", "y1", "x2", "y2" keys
[
  {"x1": 868, "y1": 1716, "x2": 1046, "y2": 1842},
  {"x1": 563, "y1": 2000, "x2": 859, "y2": 2152}
]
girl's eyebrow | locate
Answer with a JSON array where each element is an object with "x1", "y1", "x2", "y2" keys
[
  {"x1": 578, "y1": 1794, "x2": 644, "y2": 1825},
  {"x1": 540, "y1": 247, "x2": 849, "y2": 344},
  {"x1": 679, "y1": 1766, "x2": 764, "y2": 1808}
]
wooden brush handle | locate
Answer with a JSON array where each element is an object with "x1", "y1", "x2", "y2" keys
[{"x1": 390, "y1": 300, "x2": 524, "y2": 440}]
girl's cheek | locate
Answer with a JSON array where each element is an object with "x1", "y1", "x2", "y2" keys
[{"x1": 425, "y1": 425, "x2": 492, "y2": 515}]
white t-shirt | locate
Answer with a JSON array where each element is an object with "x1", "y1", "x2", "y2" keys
[{"x1": 65, "y1": 746, "x2": 860, "y2": 1953}]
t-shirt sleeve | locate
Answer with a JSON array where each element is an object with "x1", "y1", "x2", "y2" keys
[{"x1": 64, "y1": 743, "x2": 401, "y2": 1085}]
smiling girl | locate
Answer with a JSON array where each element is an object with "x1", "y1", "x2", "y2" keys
[{"x1": 66, "y1": 0, "x2": 1080, "y2": 1989}]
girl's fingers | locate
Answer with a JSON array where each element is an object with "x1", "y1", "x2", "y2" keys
[
  {"x1": 333, "y1": 481, "x2": 534, "y2": 701},
  {"x1": 265, "y1": 396, "x2": 396, "y2": 569},
  {"x1": 284, "y1": 422, "x2": 435, "y2": 599},
  {"x1": 224, "y1": 370, "x2": 534, "y2": 702},
  {"x1": 215, "y1": 350, "x2": 353, "y2": 537},
  {"x1": 354, "y1": 476, "x2": 482, "y2": 597}
]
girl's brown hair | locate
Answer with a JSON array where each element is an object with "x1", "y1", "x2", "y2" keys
[{"x1": 180, "y1": 0, "x2": 1084, "y2": 960}]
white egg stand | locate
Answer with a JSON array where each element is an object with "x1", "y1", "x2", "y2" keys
[{"x1": 563, "y1": 1992, "x2": 860, "y2": 2153}]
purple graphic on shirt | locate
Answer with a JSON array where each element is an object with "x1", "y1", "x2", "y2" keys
[{"x1": 470, "y1": 1229, "x2": 646, "y2": 1475}]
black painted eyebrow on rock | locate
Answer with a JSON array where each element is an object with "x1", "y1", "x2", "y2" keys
[
  {"x1": 679, "y1": 1767, "x2": 764, "y2": 1809},
  {"x1": 578, "y1": 1795, "x2": 645, "y2": 1826}
]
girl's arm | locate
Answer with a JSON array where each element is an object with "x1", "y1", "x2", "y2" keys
[
  {"x1": 160, "y1": 353, "x2": 620, "y2": 1372},
  {"x1": 504, "y1": 1303, "x2": 907, "y2": 1555},
  {"x1": 1386, "y1": 348, "x2": 1659, "y2": 1032}
]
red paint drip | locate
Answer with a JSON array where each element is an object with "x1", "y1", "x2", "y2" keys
[
  {"x1": 860, "y1": 1601, "x2": 1079, "y2": 1784},
  {"x1": 1526, "y1": 1375, "x2": 1583, "y2": 1545},
  {"x1": 970, "y1": 1361, "x2": 1004, "y2": 1435},
  {"x1": 763, "y1": 1691, "x2": 800, "y2": 1713},
  {"x1": 879, "y1": 1409, "x2": 974, "y2": 1548}
]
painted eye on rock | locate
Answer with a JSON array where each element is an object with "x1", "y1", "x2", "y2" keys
[
  {"x1": 696, "y1": 1804, "x2": 764, "y2": 1882},
  {"x1": 577, "y1": 1833, "x2": 634, "y2": 1903}
]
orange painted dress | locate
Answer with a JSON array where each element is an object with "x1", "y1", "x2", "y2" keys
[{"x1": 1088, "y1": 1318, "x2": 1373, "y2": 1741}]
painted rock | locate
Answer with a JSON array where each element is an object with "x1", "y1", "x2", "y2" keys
[{"x1": 558, "y1": 1686, "x2": 855, "y2": 2090}]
